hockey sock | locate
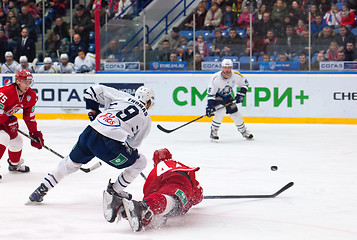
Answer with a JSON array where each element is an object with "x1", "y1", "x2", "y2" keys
[
  {"x1": 43, "y1": 155, "x2": 82, "y2": 189},
  {"x1": 113, "y1": 154, "x2": 147, "y2": 193},
  {"x1": 144, "y1": 193, "x2": 177, "y2": 215},
  {"x1": 8, "y1": 150, "x2": 22, "y2": 165}
]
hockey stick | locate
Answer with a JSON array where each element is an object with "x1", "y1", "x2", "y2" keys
[
  {"x1": 157, "y1": 100, "x2": 237, "y2": 133},
  {"x1": 203, "y1": 182, "x2": 294, "y2": 199},
  {"x1": 17, "y1": 129, "x2": 102, "y2": 173}
]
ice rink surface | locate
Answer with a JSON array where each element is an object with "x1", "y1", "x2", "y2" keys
[{"x1": 1, "y1": 119, "x2": 357, "y2": 240}]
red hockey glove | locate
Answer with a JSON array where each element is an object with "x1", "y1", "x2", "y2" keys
[
  {"x1": 3, "y1": 116, "x2": 19, "y2": 139},
  {"x1": 29, "y1": 131, "x2": 44, "y2": 149}
]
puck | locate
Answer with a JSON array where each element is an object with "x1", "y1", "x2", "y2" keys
[{"x1": 271, "y1": 166, "x2": 278, "y2": 171}]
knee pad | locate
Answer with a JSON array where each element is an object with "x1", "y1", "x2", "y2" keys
[
  {"x1": 0, "y1": 130, "x2": 10, "y2": 147},
  {"x1": 126, "y1": 153, "x2": 147, "y2": 175},
  {"x1": 52, "y1": 156, "x2": 82, "y2": 181},
  {"x1": 8, "y1": 135, "x2": 23, "y2": 152}
]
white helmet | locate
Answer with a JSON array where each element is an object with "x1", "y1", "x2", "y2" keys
[
  {"x1": 135, "y1": 86, "x2": 155, "y2": 109},
  {"x1": 221, "y1": 58, "x2": 233, "y2": 67}
]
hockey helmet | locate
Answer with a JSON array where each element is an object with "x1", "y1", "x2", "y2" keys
[
  {"x1": 15, "y1": 69, "x2": 33, "y2": 82},
  {"x1": 153, "y1": 148, "x2": 173, "y2": 166},
  {"x1": 135, "y1": 86, "x2": 155, "y2": 109},
  {"x1": 221, "y1": 58, "x2": 233, "y2": 68}
]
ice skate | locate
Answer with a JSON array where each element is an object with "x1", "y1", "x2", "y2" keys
[
  {"x1": 210, "y1": 128, "x2": 219, "y2": 142},
  {"x1": 122, "y1": 198, "x2": 152, "y2": 232},
  {"x1": 241, "y1": 129, "x2": 253, "y2": 139},
  {"x1": 103, "y1": 180, "x2": 130, "y2": 223},
  {"x1": 8, "y1": 159, "x2": 30, "y2": 173},
  {"x1": 29, "y1": 183, "x2": 48, "y2": 202}
]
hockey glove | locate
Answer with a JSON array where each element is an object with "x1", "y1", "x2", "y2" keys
[
  {"x1": 88, "y1": 110, "x2": 102, "y2": 121},
  {"x1": 29, "y1": 131, "x2": 44, "y2": 149},
  {"x1": 235, "y1": 93, "x2": 245, "y2": 103},
  {"x1": 3, "y1": 116, "x2": 19, "y2": 139},
  {"x1": 206, "y1": 100, "x2": 216, "y2": 117}
]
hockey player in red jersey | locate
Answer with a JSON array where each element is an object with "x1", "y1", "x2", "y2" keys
[
  {"x1": 0, "y1": 69, "x2": 44, "y2": 179},
  {"x1": 104, "y1": 148, "x2": 203, "y2": 231}
]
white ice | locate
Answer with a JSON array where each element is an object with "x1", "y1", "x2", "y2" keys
[{"x1": 1, "y1": 120, "x2": 357, "y2": 240}]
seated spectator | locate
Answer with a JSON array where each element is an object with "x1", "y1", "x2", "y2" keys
[
  {"x1": 158, "y1": 40, "x2": 171, "y2": 61},
  {"x1": 340, "y1": 4, "x2": 355, "y2": 30},
  {"x1": 336, "y1": 25, "x2": 356, "y2": 50},
  {"x1": 55, "y1": 53, "x2": 75, "y2": 73},
  {"x1": 169, "y1": 52, "x2": 178, "y2": 62},
  {"x1": 45, "y1": 32, "x2": 61, "y2": 61},
  {"x1": 53, "y1": 17, "x2": 70, "y2": 40},
  {"x1": 277, "y1": 52, "x2": 289, "y2": 61},
  {"x1": 243, "y1": 26, "x2": 264, "y2": 56},
  {"x1": 17, "y1": 55, "x2": 35, "y2": 72},
  {"x1": 6, "y1": 16, "x2": 21, "y2": 51},
  {"x1": 220, "y1": 2, "x2": 237, "y2": 30},
  {"x1": 49, "y1": 0, "x2": 67, "y2": 19},
  {"x1": 320, "y1": 0, "x2": 332, "y2": 15},
  {"x1": 311, "y1": 52, "x2": 326, "y2": 70},
  {"x1": 263, "y1": 54, "x2": 271, "y2": 62},
  {"x1": 124, "y1": 45, "x2": 141, "y2": 62},
  {"x1": 311, "y1": 14, "x2": 328, "y2": 36},
  {"x1": 161, "y1": 27, "x2": 181, "y2": 51},
  {"x1": 139, "y1": 43, "x2": 158, "y2": 70},
  {"x1": 74, "y1": 49, "x2": 95, "y2": 73},
  {"x1": 325, "y1": 41, "x2": 339, "y2": 61},
  {"x1": 254, "y1": 4, "x2": 267, "y2": 22},
  {"x1": 337, "y1": 50, "x2": 346, "y2": 61},
  {"x1": 276, "y1": 25, "x2": 300, "y2": 55},
  {"x1": 187, "y1": 52, "x2": 203, "y2": 70},
  {"x1": 315, "y1": 27, "x2": 336, "y2": 53},
  {"x1": 195, "y1": 34, "x2": 209, "y2": 58},
  {"x1": 263, "y1": 29, "x2": 278, "y2": 56},
  {"x1": 1, "y1": 51, "x2": 19, "y2": 73},
  {"x1": 0, "y1": 8, "x2": 6, "y2": 26},
  {"x1": 324, "y1": 4, "x2": 341, "y2": 29},
  {"x1": 177, "y1": 36, "x2": 189, "y2": 57},
  {"x1": 115, "y1": 0, "x2": 134, "y2": 19},
  {"x1": 58, "y1": 37, "x2": 69, "y2": 56},
  {"x1": 344, "y1": 41, "x2": 357, "y2": 61},
  {"x1": 271, "y1": 0, "x2": 288, "y2": 36},
  {"x1": 295, "y1": 19, "x2": 307, "y2": 37},
  {"x1": 254, "y1": 12, "x2": 274, "y2": 36},
  {"x1": 183, "y1": 2, "x2": 207, "y2": 30},
  {"x1": 221, "y1": 28, "x2": 244, "y2": 57},
  {"x1": 203, "y1": 3, "x2": 222, "y2": 30},
  {"x1": 237, "y1": 5, "x2": 253, "y2": 29},
  {"x1": 37, "y1": 57, "x2": 57, "y2": 73},
  {"x1": 298, "y1": 53, "x2": 309, "y2": 70},
  {"x1": 68, "y1": 34, "x2": 87, "y2": 62},
  {"x1": 0, "y1": 29, "x2": 8, "y2": 64},
  {"x1": 16, "y1": 6, "x2": 36, "y2": 40},
  {"x1": 182, "y1": 41, "x2": 196, "y2": 63},
  {"x1": 27, "y1": 2, "x2": 41, "y2": 20},
  {"x1": 288, "y1": 1, "x2": 305, "y2": 26},
  {"x1": 72, "y1": 4, "x2": 93, "y2": 43},
  {"x1": 211, "y1": 28, "x2": 226, "y2": 56},
  {"x1": 103, "y1": 40, "x2": 120, "y2": 62}
]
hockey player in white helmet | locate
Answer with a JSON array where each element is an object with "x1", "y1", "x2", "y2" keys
[
  {"x1": 17, "y1": 56, "x2": 35, "y2": 73},
  {"x1": 29, "y1": 85, "x2": 154, "y2": 203},
  {"x1": 36, "y1": 57, "x2": 57, "y2": 73},
  {"x1": 206, "y1": 58, "x2": 253, "y2": 141},
  {"x1": 55, "y1": 54, "x2": 75, "y2": 73},
  {"x1": 1, "y1": 51, "x2": 19, "y2": 73}
]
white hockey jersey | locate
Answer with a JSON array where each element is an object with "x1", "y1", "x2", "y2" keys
[
  {"x1": 55, "y1": 62, "x2": 75, "y2": 73},
  {"x1": 1, "y1": 61, "x2": 19, "y2": 73},
  {"x1": 36, "y1": 65, "x2": 58, "y2": 73},
  {"x1": 207, "y1": 70, "x2": 249, "y2": 100},
  {"x1": 85, "y1": 85, "x2": 151, "y2": 148},
  {"x1": 16, "y1": 64, "x2": 36, "y2": 73},
  {"x1": 74, "y1": 53, "x2": 95, "y2": 73}
]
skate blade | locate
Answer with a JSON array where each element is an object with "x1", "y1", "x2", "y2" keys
[
  {"x1": 24, "y1": 200, "x2": 43, "y2": 206},
  {"x1": 123, "y1": 199, "x2": 141, "y2": 232}
]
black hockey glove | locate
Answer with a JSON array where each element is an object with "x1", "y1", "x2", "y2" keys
[
  {"x1": 88, "y1": 110, "x2": 102, "y2": 121},
  {"x1": 206, "y1": 100, "x2": 216, "y2": 117},
  {"x1": 235, "y1": 93, "x2": 245, "y2": 103}
]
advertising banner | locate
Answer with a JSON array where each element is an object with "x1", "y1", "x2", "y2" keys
[
  {"x1": 259, "y1": 61, "x2": 300, "y2": 70},
  {"x1": 103, "y1": 62, "x2": 140, "y2": 71},
  {"x1": 201, "y1": 62, "x2": 240, "y2": 71},
  {"x1": 150, "y1": 62, "x2": 187, "y2": 70}
]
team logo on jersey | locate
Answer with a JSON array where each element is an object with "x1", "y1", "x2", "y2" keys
[
  {"x1": 97, "y1": 112, "x2": 121, "y2": 127},
  {"x1": 27, "y1": 95, "x2": 31, "y2": 102},
  {"x1": 0, "y1": 104, "x2": 4, "y2": 109},
  {"x1": 175, "y1": 189, "x2": 188, "y2": 206}
]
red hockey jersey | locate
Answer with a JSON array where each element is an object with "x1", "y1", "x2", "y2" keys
[
  {"x1": 0, "y1": 84, "x2": 38, "y2": 132},
  {"x1": 143, "y1": 160, "x2": 203, "y2": 211}
]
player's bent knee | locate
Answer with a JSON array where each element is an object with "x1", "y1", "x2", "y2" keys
[
  {"x1": 8, "y1": 135, "x2": 23, "y2": 152},
  {"x1": 129, "y1": 153, "x2": 147, "y2": 173},
  {"x1": 0, "y1": 130, "x2": 10, "y2": 147}
]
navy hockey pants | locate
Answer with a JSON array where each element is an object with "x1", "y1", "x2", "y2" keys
[{"x1": 69, "y1": 126, "x2": 139, "y2": 169}]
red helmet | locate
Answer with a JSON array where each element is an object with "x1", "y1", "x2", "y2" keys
[
  {"x1": 15, "y1": 69, "x2": 33, "y2": 82},
  {"x1": 153, "y1": 148, "x2": 172, "y2": 166}
]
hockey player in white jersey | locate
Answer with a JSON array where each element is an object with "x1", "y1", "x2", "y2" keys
[
  {"x1": 1, "y1": 51, "x2": 19, "y2": 74},
  {"x1": 206, "y1": 59, "x2": 253, "y2": 141},
  {"x1": 16, "y1": 56, "x2": 36, "y2": 73},
  {"x1": 36, "y1": 57, "x2": 58, "y2": 73},
  {"x1": 55, "y1": 54, "x2": 75, "y2": 73},
  {"x1": 29, "y1": 85, "x2": 155, "y2": 203}
]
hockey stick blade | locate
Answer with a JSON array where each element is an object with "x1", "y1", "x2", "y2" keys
[
  {"x1": 80, "y1": 162, "x2": 102, "y2": 173},
  {"x1": 157, "y1": 115, "x2": 205, "y2": 133},
  {"x1": 203, "y1": 182, "x2": 294, "y2": 199}
]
